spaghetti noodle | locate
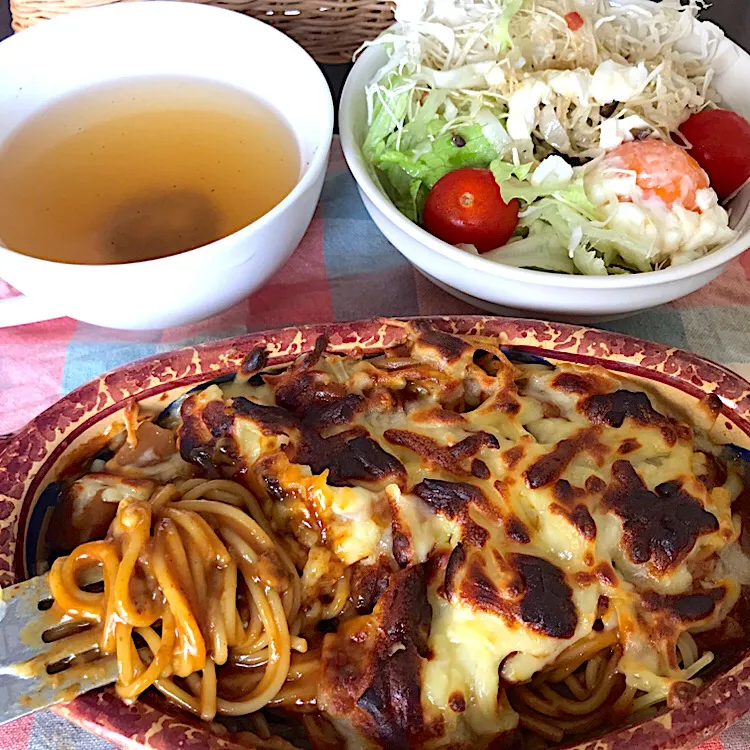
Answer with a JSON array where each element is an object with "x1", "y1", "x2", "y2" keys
[
  {"x1": 47, "y1": 478, "x2": 328, "y2": 723},
  {"x1": 37, "y1": 321, "x2": 750, "y2": 749}
]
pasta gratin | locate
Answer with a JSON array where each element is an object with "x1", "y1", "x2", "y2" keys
[{"x1": 36, "y1": 321, "x2": 750, "y2": 748}]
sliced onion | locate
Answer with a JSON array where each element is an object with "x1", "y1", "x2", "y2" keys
[
  {"x1": 539, "y1": 105, "x2": 572, "y2": 153},
  {"x1": 475, "y1": 108, "x2": 512, "y2": 157}
]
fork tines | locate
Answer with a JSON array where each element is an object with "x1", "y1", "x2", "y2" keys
[{"x1": 0, "y1": 575, "x2": 117, "y2": 725}]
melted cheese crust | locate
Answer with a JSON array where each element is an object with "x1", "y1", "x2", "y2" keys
[{"x1": 175, "y1": 324, "x2": 749, "y2": 749}]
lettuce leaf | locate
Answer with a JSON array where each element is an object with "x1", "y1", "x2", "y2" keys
[
  {"x1": 510, "y1": 200, "x2": 654, "y2": 274},
  {"x1": 572, "y1": 222, "x2": 655, "y2": 272},
  {"x1": 486, "y1": 156, "x2": 658, "y2": 274},
  {"x1": 399, "y1": 90, "x2": 447, "y2": 151},
  {"x1": 377, "y1": 161, "x2": 424, "y2": 222},
  {"x1": 368, "y1": 124, "x2": 499, "y2": 222},
  {"x1": 490, "y1": 0, "x2": 523, "y2": 52},
  {"x1": 572, "y1": 245, "x2": 608, "y2": 276},
  {"x1": 500, "y1": 173, "x2": 601, "y2": 221},
  {"x1": 490, "y1": 159, "x2": 533, "y2": 184},
  {"x1": 483, "y1": 222, "x2": 576, "y2": 273},
  {"x1": 362, "y1": 78, "x2": 411, "y2": 164},
  {"x1": 378, "y1": 124, "x2": 498, "y2": 187}
]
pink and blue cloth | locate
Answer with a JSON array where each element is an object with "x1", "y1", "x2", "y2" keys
[{"x1": 1, "y1": 138, "x2": 749, "y2": 749}]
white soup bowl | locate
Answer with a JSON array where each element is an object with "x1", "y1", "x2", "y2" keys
[{"x1": 0, "y1": 1, "x2": 333, "y2": 330}]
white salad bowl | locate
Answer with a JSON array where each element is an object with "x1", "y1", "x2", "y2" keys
[{"x1": 340, "y1": 16, "x2": 750, "y2": 322}]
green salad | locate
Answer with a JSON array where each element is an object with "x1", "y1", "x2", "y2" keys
[{"x1": 360, "y1": 0, "x2": 737, "y2": 275}]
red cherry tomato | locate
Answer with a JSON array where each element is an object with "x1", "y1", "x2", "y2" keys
[
  {"x1": 679, "y1": 109, "x2": 750, "y2": 199},
  {"x1": 423, "y1": 168, "x2": 519, "y2": 252},
  {"x1": 565, "y1": 11, "x2": 584, "y2": 31}
]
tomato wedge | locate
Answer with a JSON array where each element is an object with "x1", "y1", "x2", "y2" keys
[
  {"x1": 423, "y1": 168, "x2": 519, "y2": 252},
  {"x1": 679, "y1": 109, "x2": 750, "y2": 199}
]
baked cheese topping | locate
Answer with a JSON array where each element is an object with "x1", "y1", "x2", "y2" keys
[{"x1": 173, "y1": 322, "x2": 749, "y2": 749}]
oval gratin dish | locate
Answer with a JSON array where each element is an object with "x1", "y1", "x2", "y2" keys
[{"x1": 1, "y1": 316, "x2": 749, "y2": 750}]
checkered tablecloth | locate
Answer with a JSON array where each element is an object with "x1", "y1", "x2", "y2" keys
[{"x1": 1, "y1": 137, "x2": 749, "y2": 749}]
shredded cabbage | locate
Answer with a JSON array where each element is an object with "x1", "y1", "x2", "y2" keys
[
  {"x1": 361, "y1": 0, "x2": 734, "y2": 274},
  {"x1": 362, "y1": 0, "x2": 720, "y2": 160}
]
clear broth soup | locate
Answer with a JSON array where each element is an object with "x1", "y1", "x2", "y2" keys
[{"x1": 0, "y1": 77, "x2": 300, "y2": 265}]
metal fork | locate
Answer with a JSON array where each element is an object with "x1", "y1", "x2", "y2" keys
[{"x1": 0, "y1": 575, "x2": 117, "y2": 725}]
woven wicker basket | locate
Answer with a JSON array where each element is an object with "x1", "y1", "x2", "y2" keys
[{"x1": 9, "y1": 0, "x2": 394, "y2": 63}]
